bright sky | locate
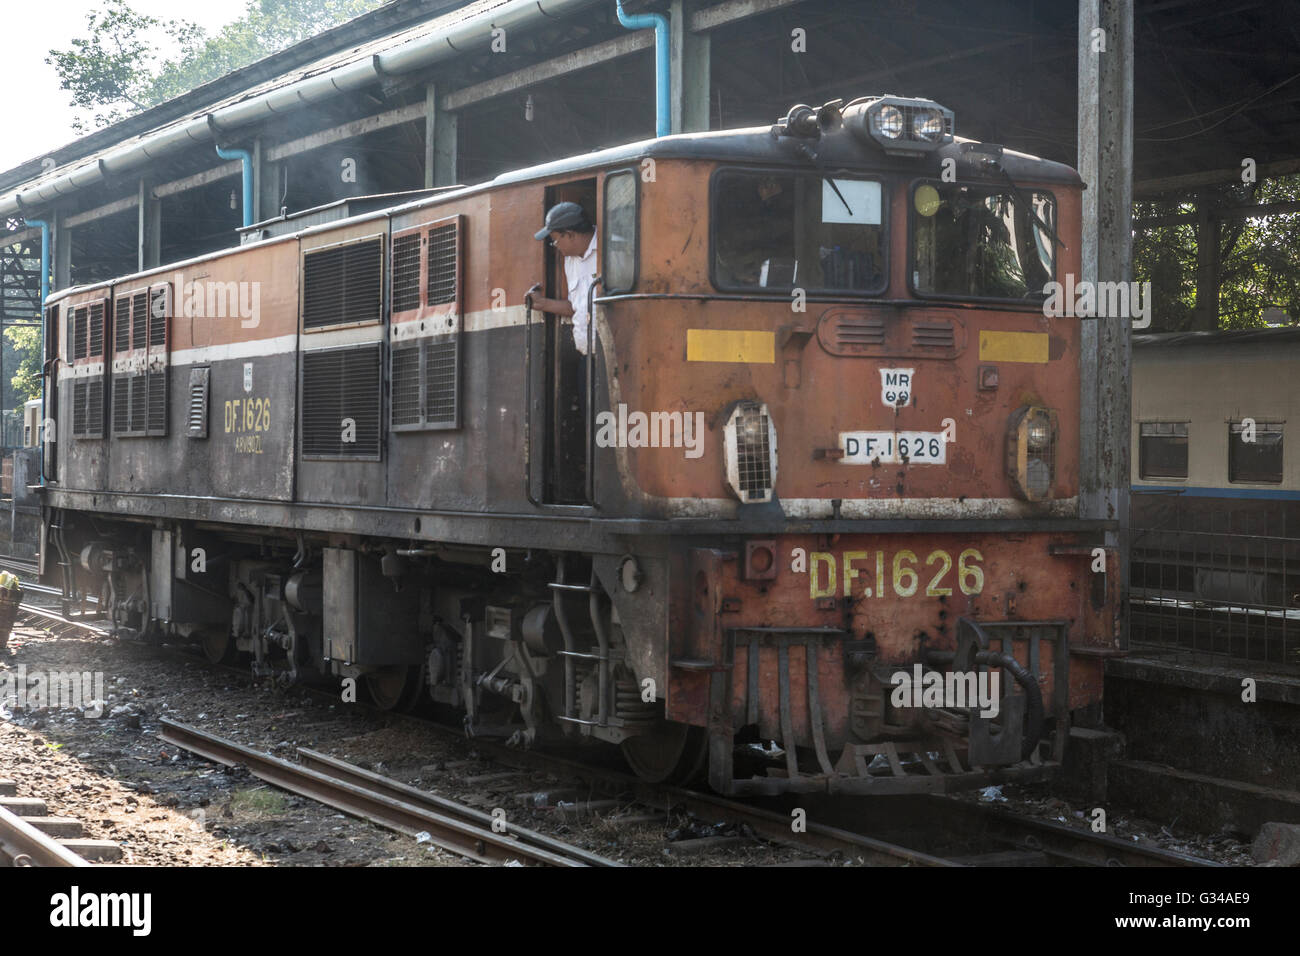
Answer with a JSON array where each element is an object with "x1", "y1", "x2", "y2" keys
[{"x1": 0, "y1": 0, "x2": 251, "y2": 172}]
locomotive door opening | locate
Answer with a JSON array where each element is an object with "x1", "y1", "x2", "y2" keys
[
  {"x1": 542, "y1": 179, "x2": 597, "y2": 505},
  {"x1": 43, "y1": 304, "x2": 58, "y2": 480}
]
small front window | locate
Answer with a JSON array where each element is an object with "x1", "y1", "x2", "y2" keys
[
  {"x1": 911, "y1": 182, "x2": 1056, "y2": 301},
  {"x1": 603, "y1": 170, "x2": 638, "y2": 293},
  {"x1": 712, "y1": 170, "x2": 886, "y2": 294}
]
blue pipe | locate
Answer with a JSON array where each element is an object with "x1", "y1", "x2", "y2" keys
[
  {"x1": 26, "y1": 218, "x2": 50, "y2": 484},
  {"x1": 215, "y1": 144, "x2": 254, "y2": 228},
  {"x1": 616, "y1": 1, "x2": 670, "y2": 138}
]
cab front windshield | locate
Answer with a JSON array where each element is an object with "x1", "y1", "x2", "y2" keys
[
  {"x1": 712, "y1": 170, "x2": 886, "y2": 294},
  {"x1": 911, "y1": 182, "x2": 1056, "y2": 300}
]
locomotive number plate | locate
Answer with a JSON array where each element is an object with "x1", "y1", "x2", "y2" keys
[{"x1": 839, "y1": 431, "x2": 946, "y2": 464}]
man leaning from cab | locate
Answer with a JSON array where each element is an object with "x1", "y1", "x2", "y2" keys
[{"x1": 525, "y1": 202, "x2": 598, "y2": 356}]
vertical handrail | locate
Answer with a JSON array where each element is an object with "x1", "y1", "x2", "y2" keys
[
  {"x1": 585, "y1": 276, "x2": 603, "y2": 508},
  {"x1": 523, "y1": 298, "x2": 540, "y2": 507}
]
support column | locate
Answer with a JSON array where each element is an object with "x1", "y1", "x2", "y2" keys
[
  {"x1": 425, "y1": 83, "x2": 458, "y2": 188},
  {"x1": 1077, "y1": 0, "x2": 1133, "y2": 640},
  {"x1": 138, "y1": 177, "x2": 160, "y2": 272},
  {"x1": 670, "y1": 0, "x2": 711, "y2": 133},
  {"x1": 52, "y1": 210, "x2": 71, "y2": 292}
]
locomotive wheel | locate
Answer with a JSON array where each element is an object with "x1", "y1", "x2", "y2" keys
[
  {"x1": 365, "y1": 665, "x2": 423, "y2": 712},
  {"x1": 200, "y1": 629, "x2": 237, "y2": 666},
  {"x1": 621, "y1": 720, "x2": 709, "y2": 785}
]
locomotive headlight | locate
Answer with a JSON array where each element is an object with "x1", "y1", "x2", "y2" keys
[
  {"x1": 1006, "y1": 406, "x2": 1058, "y2": 501},
  {"x1": 912, "y1": 109, "x2": 946, "y2": 142},
  {"x1": 873, "y1": 105, "x2": 904, "y2": 140},
  {"x1": 723, "y1": 401, "x2": 778, "y2": 504}
]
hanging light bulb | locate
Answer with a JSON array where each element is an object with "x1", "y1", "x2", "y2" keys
[{"x1": 525, "y1": 94, "x2": 534, "y2": 122}]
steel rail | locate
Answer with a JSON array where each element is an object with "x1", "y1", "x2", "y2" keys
[
  {"x1": 0, "y1": 804, "x2": 91, "y2": 868},
  {"x1": 158, "y1": 718, "x2": 614, "y2": 867}
]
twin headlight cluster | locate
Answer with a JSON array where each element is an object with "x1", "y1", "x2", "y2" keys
[
  {"x1": 720, "y1": 401, "x2": 1058, "y2": 505},
  {"x1": 845, "y1": 95, "x2": 955, "y2": 157}
]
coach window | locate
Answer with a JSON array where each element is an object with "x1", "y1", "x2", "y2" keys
[
  {"x1": 910, "y1": 182, "x2": 1056, "y2": 302},
  {"x1": 1229, "y1": 421, "x2": 1283, "y2": 484},
  {"x1": 602, "y1": 169, "x2": 638, "y2": 293},
  {"x1": 712, "y1": 170, "x2": 887, "y2": 294},
  {"x1": 1139, "y1": 422, "x2": 1188, "y2": 479}
]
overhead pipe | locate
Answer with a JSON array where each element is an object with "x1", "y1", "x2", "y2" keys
[
  {"x1": 214, "y1": 143, "x2": 254, "y2": 228},
  {"x1": 0, "y1": 0, "x2": 602, "y2": 218},
  {"x1": 25, "y1": 218, "x2": 50, "y2": 483},
  {"x1": 615, "y1": 1, "x2": 670, "y2": 138}
]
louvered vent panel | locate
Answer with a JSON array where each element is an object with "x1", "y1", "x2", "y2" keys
[
  {"x1": 302, "y1": 239, "x2": 383, "y2": 329},
  {"x1": 302, "y1": 345, "x2": 381, "y2": 458},
  {"x1": 912, "y1": 321, "x2": 955, "y2": 349},
  {"x1": 427, "y1": 223, "x2": 457, "y2": 306},
  {"x1": 73, "y1": 308, "x2": 87, "y2": 360},
  {"x1": 424, "y1": 337, "x2": 459, "y2": 426},
  {"x1": 132, "y1": 294, "x2": 148, "y2": 349},
  {"x1": 146, "y1": 370, "x2": 167, "y2": 435},
  {"x1": 833, "y1": 315, "x2": 885, "y2": 347},
  {"x1": 390, "y1": 344, "x2": 421, "y2": 427},
  {"x1": 128, "y1": 376, "x2": 147, "y2": 433},
  {"x1": 149, "y1": 288, "x2": 167, "y2": 346},
  {"x1": 114, "y1": 298, "x2": 131, "y2": 353},
  {"x1": 187, "y1": 367, "x2": 209, "y2": 439},
  {"x1": 73, "y1": 381, "x2": 87, "y2": 435},
  {"x1": 391, "y1": 234, "x2": 422, "y2": 313},
  {"x1": 84, "y1": 375, "x2": 103, "y2": 438},
  {"x1": 88, "y1": 302, "x2": 105, "y2": 358},
  {"x1": 112, "y1": 377, "x2": 130, "y2": 434}
]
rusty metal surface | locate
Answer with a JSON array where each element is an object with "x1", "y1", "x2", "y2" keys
[{"x1": 158, "y1": 718, "x2": 602, "y2": 867}]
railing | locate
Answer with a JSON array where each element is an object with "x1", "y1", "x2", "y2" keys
[{"x1": 1129, "y1": 490, "x2": 1300, "y2": 672}]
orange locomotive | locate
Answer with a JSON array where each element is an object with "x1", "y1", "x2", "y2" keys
[{"x1": 41, "y1": 95, "x2": 1117, "y2": 795}]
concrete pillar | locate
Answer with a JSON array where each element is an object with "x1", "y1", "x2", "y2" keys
[
  {"x1": 1077, "y1": 0, "x2": 1133, "y2": 639},
  {"x1": 425, "y1": 84, "x2": 458, "y2": 188},
  {"x1": 138, "y1": 177, "x2": 160, "y2": 272},
  {"x1": 670, "y1": 0, "x2": 711, "y2": 133}
]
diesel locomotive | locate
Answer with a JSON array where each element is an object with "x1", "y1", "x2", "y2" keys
[{"x1": 38, "y1": 94, "x2": 1119, "y2": 795}]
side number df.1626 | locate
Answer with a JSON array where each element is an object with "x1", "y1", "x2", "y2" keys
[{"x1": 810, "y1": 548, "x2": 984, "y2": 599}]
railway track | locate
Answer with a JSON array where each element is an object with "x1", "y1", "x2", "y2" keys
[{"x1": 8, "y1": 600, "x2": 1222, "y2": 867}]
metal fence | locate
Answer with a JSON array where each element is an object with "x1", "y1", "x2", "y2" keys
[{"x1": 1130, "y1": 491, "x2": 1300, "y2": 673}]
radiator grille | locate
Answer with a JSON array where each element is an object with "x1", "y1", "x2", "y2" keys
[
  {"x1": 128, "y1": 376, "x2": 147, "y2": 433},
  {"x1": 302, "y1": 239, "x2": 383, "y2": 329},
  {"x1": 149, "y1": 287, "x2": 168, "y2": 346},
  {"x1": 87, "y1": 302, "x2": 105, "y2": 358},
  {"x1": 302, "y1": 345, "x2": 382, "y2": 458},
  {"x1": 72, "y1": 307, "x2": 87, "y2": 360},
  {"x1": 424, "y1": 337, "x2": 458, "y2": 426},
  {"x1": 427, "y1": 222, "x2": 458, "y2": 306},
  {"x1": 114, "y1": 298, "x2": 131, "y2": 353},
  {"x1": 73, "y1": 375, "x2": 104, "y2": 439},
  {"x1": 132, "y1": 294, "x2": 147, "y2": 349},
  {"x1": 391, "y1": 233, "x2": 422, "y2": 313},
  {"x1": 112, "y1": 377, "x2": 130, "y2": 434},
  {"x1": 147, "y1": 370, "x2": 167, "y2": 434},
  {"x1": 390, "y1": 343, "x2": 421, "y2": 426}
]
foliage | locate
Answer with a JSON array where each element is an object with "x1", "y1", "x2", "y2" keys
[
  {"x1": 48, "y1": 0, "x2": 385, "y2": 132},
  {"x1": 1133, "y1": 174, "x2": 1300, "y2": 332},
  {"x1": 4, "y1": 325, "x2": 42, "y2": 406}
]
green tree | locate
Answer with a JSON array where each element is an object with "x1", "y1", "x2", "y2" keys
[
  {"x1": 48, "y1": 0, "x2": 385, "y2": 132},
  {"x1": 4, "y1": 325, "x2": 42, "y2": 406}
]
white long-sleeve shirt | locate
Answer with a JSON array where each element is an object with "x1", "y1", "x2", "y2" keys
[{"x1": 564, "y1": 229, "x2": 598, "y2": 355}]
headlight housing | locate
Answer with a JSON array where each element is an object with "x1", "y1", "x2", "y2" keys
[
  {"x1": 1006, "y1": 406, "x2": 1058, "y2": 501},
  {"x1": 723, "y1": 401, "x2": 777, "y2": 504},
  {"x1": 846, "y1": 95, "x2": 954, "y2": 156}
]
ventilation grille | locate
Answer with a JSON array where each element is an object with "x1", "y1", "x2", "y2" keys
[
  {"x1": 114, "y1": 298, "x2": 131, "y2": 353},
  {"x1": 832, "y1": 315, "x2": 885, "y2": 348},
  {"x1": 72, "y1": 307, "x2": 87, "y2": 360},
  {"x1": 427, "y1": 222, "x2": 458, "y2": 306},
  {"x1": 149, "y1": 288, "x2": 168, "y2": 346},
  {"x1": 133, "y1": 294, "x2": 148, "y2": 349},
  {"x1": 129, "y1": 376, "x2": 147, "y2": 433},
  {"x1": 302, "y1": 345, "x2": 382, "y2": 458},
  {"x1": 147, "y1": 371, "x2": 167, "y2": 434},
  {"x1": 302, "y1": 239, "x2": 383, "y2": 329},
  {"x1": 72, "y1": 376, "x2": 104, "y2": 438},
  {"x1": 391, "y1": 233, "x2": 422, "y2": 313},
  {"x1": 87, "y1": 302, "x2": 105, "y2": 358},
  {"x1": 390, "y1": 343, "x2": 421, "y2": 426},
  {"x1": 187, "y1": 367, "x2": 210, "y2": 439},
  {"x1": 912, "y1": 320, "x2": 955, "y2": 350},
  {"x1": 112, "y1": 377, "x2": 130, "y2": 434}
]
